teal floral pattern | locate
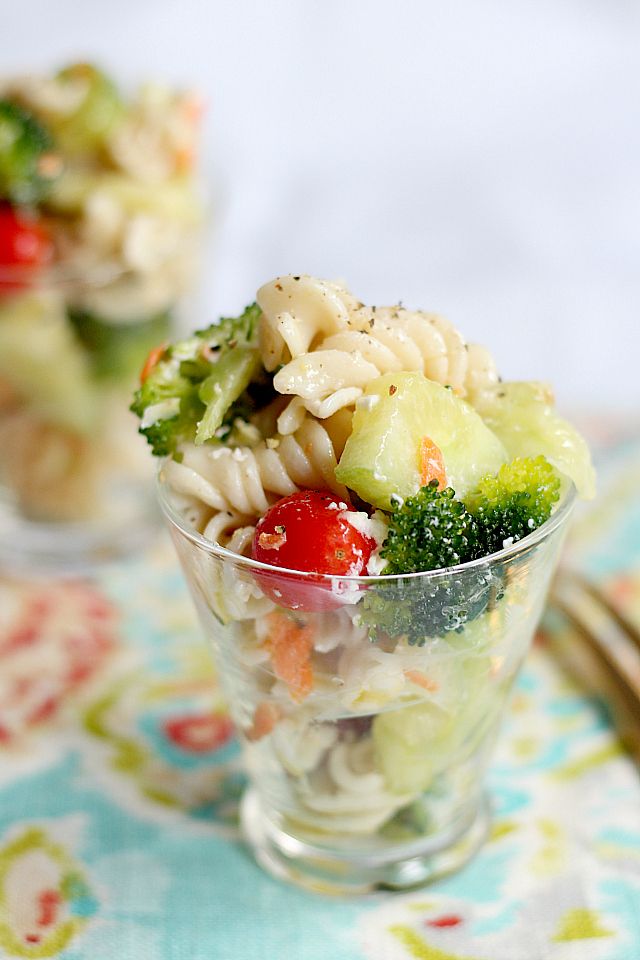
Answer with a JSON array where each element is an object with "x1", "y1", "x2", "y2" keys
[{"x1": 0, "y1": 436, "x2": 638, "y2": 959}]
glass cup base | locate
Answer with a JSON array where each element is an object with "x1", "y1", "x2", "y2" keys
[
  {"x1": 240, "y1": 787, "x2": 491, "y2": 896},
  {"x1": 0, "y1": 487, "x2": 162, "y2": 576}
]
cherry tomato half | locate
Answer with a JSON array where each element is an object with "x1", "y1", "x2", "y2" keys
[
  {"x1": 251, "y1": 490, "x2": 376, "y2": 611},
  {"x1": 0, "y1": 204, "x2": 53, "y2": 294}
]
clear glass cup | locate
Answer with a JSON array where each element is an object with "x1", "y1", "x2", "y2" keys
[
  {"x1": 159, "y1": 475, "x2": 576, "y2": 895},
  {"x1": 0, "y1": 264, "x2": 183, "y2": 573}
]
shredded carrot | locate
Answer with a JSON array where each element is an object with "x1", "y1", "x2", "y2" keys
[
  {"x1": 173, "y1": 96, "x2": 204, "y2": 173},
  {"x1": 246, "y1": 702, "x2": 282, "y2": 741},
  {"x1": 404, "y1": 669, "x2": 439, "y2": 692},
  {"x1": 174, "y1": 146, "x2": 195, "y2": 173},
  {"x1": 264, "y1": 610, "x2": 315, "y2": 702},
  {"x1": 140, "y1": 342, "x2": 167, "y2": 384},
  {"x1": 419, "y1": 436, "x2": 447, "y2": 489},
  {"x1": 182, "y1": 93, "x2": 205, "y2": 125}
]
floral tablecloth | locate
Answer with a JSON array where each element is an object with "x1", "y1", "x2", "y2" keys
[{"x1": 1, "y1": 433, "x2": 639, "y2": 960}]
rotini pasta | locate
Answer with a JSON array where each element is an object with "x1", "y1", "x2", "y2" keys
[
  {"x1": 267, "y1": 299, "x2": 500, "y2": 420},
  {"x1": 295, "y1": 737, "x2": 412, "y2": 833},
  {"x1": 179, "y1": 518, "x2": 274, "y2": 624},
  {"x1": 257, "y1": 274, "x2": 356, "y2": 371},
  {"x1": 202, "y1": 509, "x2": 253, "y2": 547},
  {"x1": 271, "y1": 718, "x2": 338, "y2": 777},
  {"x1": 163, "y1": 414, "x2": 348, "y2": 523}
]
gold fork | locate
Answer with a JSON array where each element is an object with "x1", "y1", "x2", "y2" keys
[{"x1": 546, "y1": 569, "x2": 640, "y2": 764}]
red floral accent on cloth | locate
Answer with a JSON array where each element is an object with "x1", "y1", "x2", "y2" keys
[
  {"x1": 0, "y1": 580, "x2": 118, "y2": 745},
  {"x1": 163, "y1": 713, "x2": 235, "y2": 754},
  {"x1": 425, "y1": 914, "x2": 464, "y2": 928},
  {"x1": 36, "y1": 888, "x2": 62, "y2": 928}
]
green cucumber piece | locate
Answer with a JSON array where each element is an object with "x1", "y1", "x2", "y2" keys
[
  {"x1": 196, "y1": 347, "x2": 261, "y2": 444},
  {"x1": 0, "y1": 293, "x2": 97, "y2": 432},
  {"x1": 335, "y1": 371, "x2": 507, "y2": 509},
  {"x1": 52, "y1": 63, "x2": 124, "y2": 155},
  {"x1": 473, "y1": 381, "x2": 595, "y2": 499}
]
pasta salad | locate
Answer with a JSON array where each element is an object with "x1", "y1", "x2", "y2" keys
[
  {"x1": 133, "y1": 274, "x2": 594, "y2": 848},
  {"x1": 0, "y1": 63, "x2": 203, "y2": 522}
]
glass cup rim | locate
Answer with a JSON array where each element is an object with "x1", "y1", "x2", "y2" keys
[{"x1": 157, "y1": 467, "x2": 577, "y2": 584}]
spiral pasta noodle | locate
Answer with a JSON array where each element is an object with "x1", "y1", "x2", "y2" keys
[
  {"x1": 268, "y1": 301, "x2": 500, "y2": 420},
  {"x1": 296, "y1": 738, "x2": 412, "y2": 833},
  {"x1": 180, "y1": 511, "x2": 275, "y2": 623},
  {"x1": 162, "y1": 414, "x2": 348, "y2": 523},
  {"x1": 257, "y1": 274, "x2": 356, "y2": 371}
]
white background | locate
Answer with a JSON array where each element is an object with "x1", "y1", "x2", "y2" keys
[{"x1": 4, "y1": 0, "x2": 638, "y2": 413}]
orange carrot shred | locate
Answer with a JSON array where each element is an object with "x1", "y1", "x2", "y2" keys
[
  {"x1": 419, "y1": 436, "x2": 447, "y2": 489},
  {"x1": 246, "y1": 702, "x2": 282, "y2": 741},
  {"x1": 264, "y1": 611, "x2": 315, "y2": 702},
  {"x1": 140, "y1": 343, "x2": 167, "y2": 384},
  {"x1": 404, "y1": 669, "x2": 439, "y2": 692}
]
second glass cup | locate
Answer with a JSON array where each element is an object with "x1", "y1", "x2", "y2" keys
[
  {"x1": 0, "y1": 64, "x2": 204, "y2": 573},
  {"x1": 0, "y1": 261, "x2": 194, "y2": 572},
  {"x1": 160, "y1": 474, "x2": 575, "y2": 895}
]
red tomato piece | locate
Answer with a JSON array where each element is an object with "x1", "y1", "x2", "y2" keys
[
  {"x1": 251, "y1": 490, "x2": 376, "y2": 611},
  {"x1": 36, "y1": 889, "x2": 62, "y2": 928},
  {"x1": 0, "y1": 204, "x2": 53, "y2": 294}
]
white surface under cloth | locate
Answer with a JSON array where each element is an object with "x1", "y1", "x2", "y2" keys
[{"x1": 4, "y1": 0, "x2": 638, "y2": 412}]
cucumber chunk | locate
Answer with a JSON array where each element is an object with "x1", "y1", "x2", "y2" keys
[
  {"x1": 335, "y1": 371, "x2": 507, "y2": 509},
  {"x1": 0, "y1": 293, "x2": 97, "y2": 432},
  {"x1": 373, "y1": 701, "x2": 456, "y2": 795},
  {"x1": 52, "y1": 63, "x2": 124, "y2": 155},
  {"x1": 473, "y1": 381, "x2": 595, "y2": 499}
]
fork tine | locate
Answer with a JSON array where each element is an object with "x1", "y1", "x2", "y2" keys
[
  {"x1": 550, "y1": 593, "x2": 640, "y2": 723},
  {"x1": 546, "y1": 595, "x2": 640, "y2": 763},
  {"x1": 553, "y1": 570, "x2": 640, "y2": 700},
  {"x1": 568, "y1": 570, "x2": 640, "y2": 654}
]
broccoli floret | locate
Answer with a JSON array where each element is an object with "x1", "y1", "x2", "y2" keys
[
  {"x1": 379, "y1": 482, "x2": 479, "y2": 574},
  {"x1": 465, "y1": 455, "x2": 561, "y2": 555},
  {"x1": 359, "y1": 570, "x2": 492, "y2": 646},
  {"x1": 197, "y1": 302, "x2": 261, "y2": 349},
  {"x1": 130, "y1": 302, "x2": 263, "y2": 456},
  {"x1": 130, "y1": 353, "x2": 204, "y2": 456},
  {"x1": 358, "y1": 459, "x2": 560, "y2": 646},
  {"x1": 358, "y1": 483, "x2": 486, "y2": 644},
  {"x1": 0, "y1": 100, "x2": 61, "y2": 204}
]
